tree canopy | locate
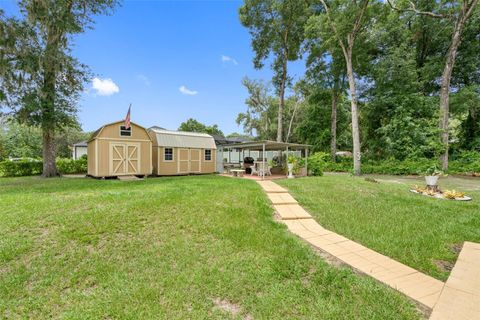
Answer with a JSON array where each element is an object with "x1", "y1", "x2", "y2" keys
[
  {"x1": 178, "y1": 118, "x2": 224, "y2": 136},
  {"x1": 0, "y1": 0, "x2": 118, "y2": 176},
  {"x1": 238, "y1": 0, "x2": 480, "y2": 172}
]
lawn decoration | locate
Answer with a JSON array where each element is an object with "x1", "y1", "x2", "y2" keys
[{"x1": 410, "y1": 185, "x2": 471, "y2": 201}]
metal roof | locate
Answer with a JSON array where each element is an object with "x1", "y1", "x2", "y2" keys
[
  {"x1": 73, "y1": 141, "x2": 88, "y2": 147},
  {"x1": 220, "y1": 140, "x2": 310, "y2": 151},
  {"x1": 148, "y1": 128, "x2": 217, "y2": 149},
  {"x1": 212, "y1": 135, "x2": 252, "y2": 145}
]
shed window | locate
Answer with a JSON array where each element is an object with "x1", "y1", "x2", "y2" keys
[
  {"x1": 205, "y1": 149, "x2": 212, "y2": 161},
  {"x1": 120, "y1": 126, "x2": 131, "y2": 137},
  {"x1": 164, "y1": 148, "x2": 173, "y2": 161}
]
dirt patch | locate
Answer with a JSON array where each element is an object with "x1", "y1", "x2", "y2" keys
[
  {"x1": 273, "y1": 212, "x2": 282, "y2": 221},
  {"x1": 310, "y1": 247, "x2": 345, "y2": 268},
  {"x1": 433, "y1": 243, "x2": 465, "y2": 273},
  {"x1": 364, "y1": 177, "x2": 379, "y2": 183},
  {"x1": 450, "y1": 243, "x2": 463, "y2": 254},
  {"x1": 434, "y1": 260, "x2": 454, "y2": 273},
  {"x1": 212, "y1": 298, "x2": 253, "y2": 320}
]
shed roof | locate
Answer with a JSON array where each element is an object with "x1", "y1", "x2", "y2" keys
[
  {"x1": 149, "y1": 127, "x2": 217, "y2": 149},
  {"x1": 88, "y1": 121, "x2": 150, "y2": 142}
]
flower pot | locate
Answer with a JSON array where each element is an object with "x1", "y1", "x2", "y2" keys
[
  {"x1": 425, "y1": 175, "x2": 439, "y2": 186},
  {"x1": 287, "y1": 163, "x2": 294, "y2": 179}
]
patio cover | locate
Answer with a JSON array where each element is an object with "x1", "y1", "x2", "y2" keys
[
  {"x1": 221, "y1": 140, "x2": 310, "y2": 151},
  {"x1": 220, "y1": 140, "x2": 311, "y2": 180}
]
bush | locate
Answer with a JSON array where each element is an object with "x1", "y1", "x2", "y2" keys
[
  {"x1": 307, "y1": 152, "x2": 329, "y2": 176},
  {"x1": 449, "y1": 151, "x2": 480, "y2": 174},
  {"x1": 0, "y1": 159, "x2": 43, "y2": 177},
  {"x1": 312, "y1": 157, "x2": 438, "y2": 176},
  {"x1": 56, "y1": 158, "x2": 87, "y2": 174},
  {"x1": 0, "y1": 157, "x2": 87, "y2": 177}
]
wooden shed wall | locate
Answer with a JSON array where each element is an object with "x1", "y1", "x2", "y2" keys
[
  {"x1": 88, "y1": 122, "x2": 152, "y2": 177},
  {"x1": 154, "y1": 147, "x2": 216, "y2": 175},
  {"x1": 87, "y1": 141, "x2": 96, "y2": 176}
]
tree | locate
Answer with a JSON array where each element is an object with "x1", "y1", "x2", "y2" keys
[
  {"x1": 451, "y1": 85, "x2": 480, "y2": 151},
  {"x1": 239, "y1": 0, "x2": 309, "y2": 142},
  {"x1": 295, "y1": 82, "x2": 351, "y2": 153},
  {"x1": 387, "y1": 0, "x2": 479, "y2": 170},
  {"x1": 304, "y1": 18, "x2": 348, "y2": 161},
  {"x1": 178, "y1": 118, "x2": 224, "y2": 136},
  {"x1": 55, "y1": 126, "x2": 91, "y2": 158},
  {"x1": 237, "y1": 77, "x2": 277, "y2": 140},
  {"x1": 0, "y1": 118, "x2": 43, "y2": 159},
  {"x1": 361, "y1": 4, "x2": 442, "y2": 160},
  {"x1": 314, "y1": 0, "x2": 374, "y2": 175},
  {"x1": 0, "y1": 0, "x2": 118, "y2": 177},
  {"x1": 226, "y1": 132, "x2": 253, "y2": 140}
]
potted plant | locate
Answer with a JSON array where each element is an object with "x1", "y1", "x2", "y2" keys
[
  {"x1": 287, "y1": 154, "x2": 296, "y2": 179},
  {"x1": 424, "y1": 165, "x2": 444, "y2": 186}
]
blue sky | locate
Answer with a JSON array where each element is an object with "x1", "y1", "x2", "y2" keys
[{"x1": 1, "y1": 0, "x2": 306, "y2": 135}]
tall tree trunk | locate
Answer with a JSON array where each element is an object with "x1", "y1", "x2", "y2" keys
[
  {"x1": 286, "y1": 97, "x2": 300, "y2": 143},
  {"x1": 330, "y1": 90, "x2": 338, "y2": 162},
  {"x1": 439, "y1": 1, "x2": 477, "y2": 170},
  {"x1": 344, "y1": 48, "x2": 362, "y2": 175},
  {"x1": 277, "y1": 56, "x2": 288, "y2": 143},
  {"x1": 41, "y1": 28, "x2": 60, "y2": 177},
  {"x1": 42, "y1": 128, "x2": 58, "y2": 177}
]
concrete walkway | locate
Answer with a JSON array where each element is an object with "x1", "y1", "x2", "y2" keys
[
  {"x1": 257, "y1": 180, "x2": 445, "y2": 309},
  {"x1": 256, "y1": 179, "x2": 480, "y2": 318},
  {"x1": 258, "y1": 179, "x2": 480, "y2": 318},
  {"x1": 430, "y1": 242, "x2": 480, "y2": 320}
]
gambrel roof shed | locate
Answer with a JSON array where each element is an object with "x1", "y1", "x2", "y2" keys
[{"x1": 87, "y1": 121, "x2": 152, "y2": 178}]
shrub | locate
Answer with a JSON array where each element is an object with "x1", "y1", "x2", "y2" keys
[
  {"x1": 56, "y1": 158, "x2": 87, "y2": 174},
  {"x1": 0, "y1": 158, "x2": 87, "y2": 177},
  {"x1": 449, "y1": 151, "x2": 480, "y2": 174},
  {"x1": 0, "y1": 159, "x2": 43, "y2": 177},
  {"x1": 307, "y1": 152, "x2": 329, "y2": 176},
  {"x1": 310, "y1": 157, "x2": 439, "y2": 176}
]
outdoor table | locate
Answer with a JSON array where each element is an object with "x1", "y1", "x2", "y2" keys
[{"x1": 230, "y1": 169, "x2": 245, "y2": 177}]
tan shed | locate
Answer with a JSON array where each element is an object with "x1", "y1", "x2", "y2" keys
[
  {"x1": 87, "y1": 121, "x2": 152, "y2": 178},
  {"x1": 148, "y1": 127, "x2": 217, "y2": 176}
]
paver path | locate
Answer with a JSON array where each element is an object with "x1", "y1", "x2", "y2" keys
[
  {"x1": 429, "y1": 242, "x2": 480, "y2": 320},
  {"x1": 255, "y1": 178, "x2": 480, "y2": 317},
  {"x1": 257, "y1": 180, "x2": 443, "y2": 310}
]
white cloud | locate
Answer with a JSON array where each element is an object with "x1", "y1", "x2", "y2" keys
[
  {"x1": 179, "y1": 85, "x2": 198, "y2": 96},
  {"x1": 221, "y1": 55, "x2": 238, "y2": 65},
  {"x1": 136, "y1": 74, "x2": 151, "y2": 86},
  {"x1": 92, "y1": 77, "x2": 119, "y2": 96}
]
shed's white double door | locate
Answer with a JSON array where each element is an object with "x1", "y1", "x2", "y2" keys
[
  {"x1": 110, "y1": 143, "x2": 140, "y2": 175},
  {"x1": 177, "y1": 148, "x2": 201, "y2": 174}
]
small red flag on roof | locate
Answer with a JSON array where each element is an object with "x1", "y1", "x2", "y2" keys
[{"x1": 124, "y1": 104, "x2": 131, "y2": 129}]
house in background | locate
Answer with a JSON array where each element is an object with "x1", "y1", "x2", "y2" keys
[{"x1": 72, "y1": 141, "x2": 88, "y2": 160}]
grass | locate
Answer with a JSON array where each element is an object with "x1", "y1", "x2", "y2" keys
[
  {"x1": 278, "y1": 173, "x2": 480, "y2": 281},
  {"x1": 0, "y1": 175, "x2": 421, "y2": 319}
]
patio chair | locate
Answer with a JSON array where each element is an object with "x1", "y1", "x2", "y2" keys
[{"x1": 250, "y1": 165, "x2": 258, "y2": 176}]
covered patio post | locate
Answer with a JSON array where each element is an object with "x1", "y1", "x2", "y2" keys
[
  {"x1": 262, "y1": 143, "x2": 265, "y2": 181},
  {"x1": 305, "y1": 148, "x2": 309, "y2": 176},
  {"x1": 286, "y1": 146, "x2": 289, "y2": 178}
]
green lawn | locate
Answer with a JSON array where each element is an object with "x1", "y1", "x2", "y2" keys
[
  {"x1": 278, "y1": 173, "x2": 480, "y2": 281},
  {"x1": 0, "y1": 175, "x2": 419, "y2": 319}
]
